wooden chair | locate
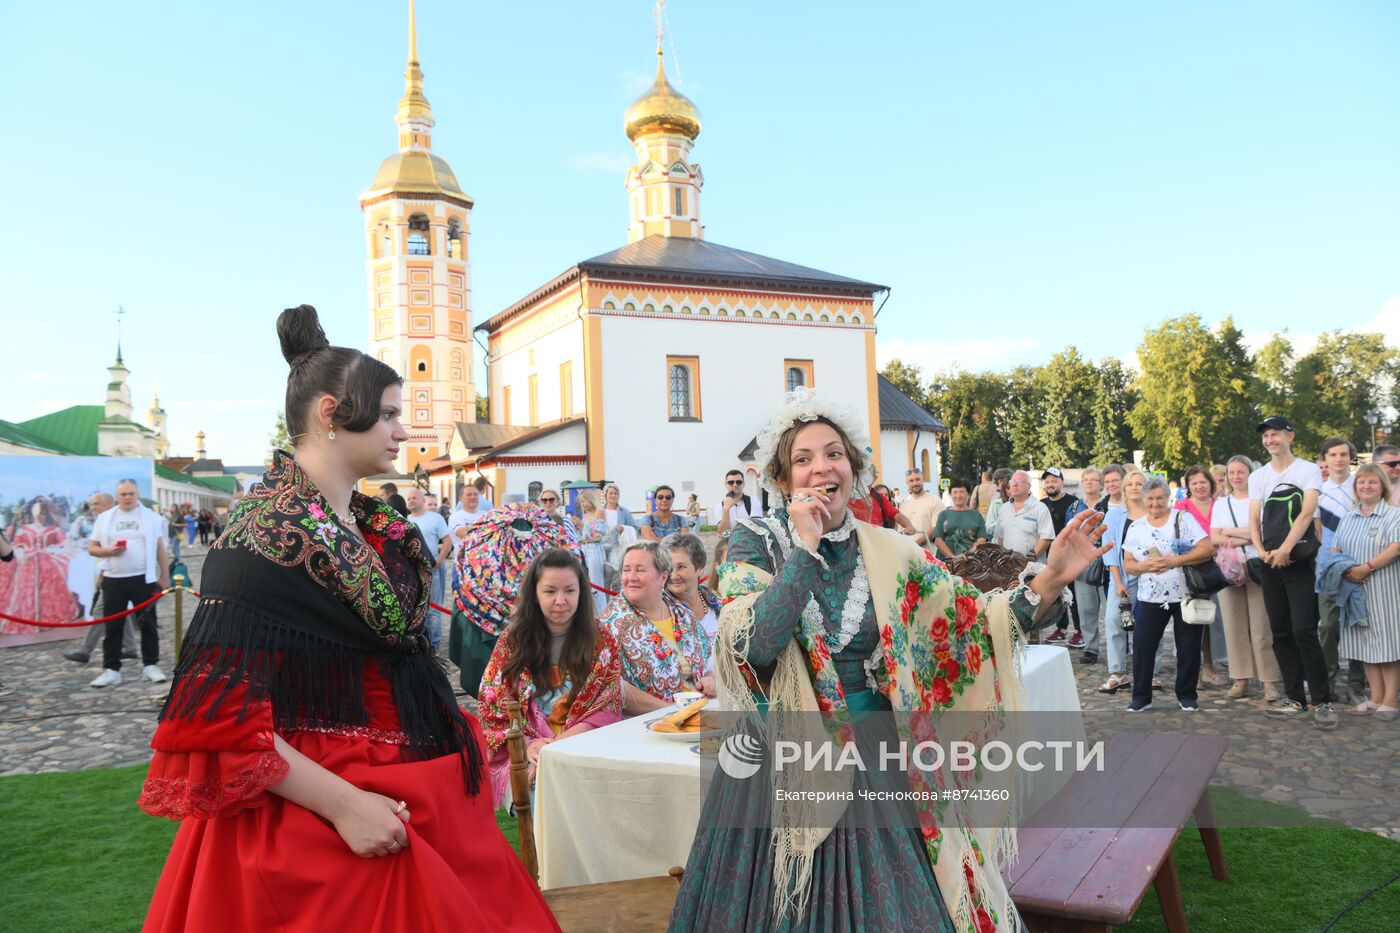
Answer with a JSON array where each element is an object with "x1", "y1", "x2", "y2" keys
[{"x1": 505, "y1": 699, "x2": 684, "y2": 932}]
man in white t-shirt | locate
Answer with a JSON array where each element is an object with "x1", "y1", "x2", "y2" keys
[
  {"x1": 1314, "y1": 437, "x2": 1364, "y2": 704},
  {"x1": 1247, "y1": 416, "x2": 1334, "y2": 729},
  {"x1": 87, "y1": 479, "x2": 170, "y2": 688},
  {"x1": 448, "y1": 485, "x2": 492, "y2": 539},
  {"x1": 993, "y1": 471, "x2": 1054, "y2": 558}
]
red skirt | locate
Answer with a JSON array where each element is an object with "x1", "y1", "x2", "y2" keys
[{"x1": 142, "y1": 708, "x2": 558, "y2": 931}]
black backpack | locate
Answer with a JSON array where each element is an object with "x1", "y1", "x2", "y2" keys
[{"x1": 1260, "y1": 483, "x2": 1319, "y2": 561}]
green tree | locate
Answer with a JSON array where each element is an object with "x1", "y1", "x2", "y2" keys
[
  {"x1": 1127, "y1": 314, "x2": 1255, "y2": 475},
  {"x1": 927, "y1": 370, "x2": 1012, "y2": 480},
  {"x1": 1000, "y1": 365, "x2": 1045, "y2": 470},
  {"x1": 1291, "y1": 331, "x2": 1399, "y2": 454},
  {"x1": 880, "y1": 359, "x2": 929, "y2": 408},
  {"x1": 1034, "y1": 347, "x2": 1101, "y2": 467},
  {"x1": 1088, "y1": 358, "x2": 1138, "y2": 465},
  {"x1": 475, "y1": 396, "x2": 490, "y2": 422},
  {"x1": 268, "y1": 412, "x2": 291, "y2": 463}
]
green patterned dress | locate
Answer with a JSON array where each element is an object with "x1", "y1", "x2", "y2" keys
[{"x1": 668, "y1": 511, "x2": 1048, "y2": 932}]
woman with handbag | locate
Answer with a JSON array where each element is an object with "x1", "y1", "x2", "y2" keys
[
  {"x1": 1100, "y1": 468, "x2": 1168, "y2": 693},
  {"x1": 1175, "y1": 466, "x2": 1229, "y2": 687},
  {"x1": 1121, "y1": 477, "x2": 1216, "y2": 712},
  {"x1": 1211, "y1": 456, "x2": 1283, "y2": 701}
]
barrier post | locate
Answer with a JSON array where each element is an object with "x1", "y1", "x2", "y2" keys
[{"x1": 173, "y1": 573, "x2": 185, "y2": 658}]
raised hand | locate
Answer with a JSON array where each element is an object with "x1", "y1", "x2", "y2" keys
[{"x1": 1040, "y1": 510, "x2": 1112, "y2": 591}]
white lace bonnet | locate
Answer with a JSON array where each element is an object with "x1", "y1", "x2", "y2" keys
[{"x1": 751, "y1": 387, "x2": 876, "y2": 501}]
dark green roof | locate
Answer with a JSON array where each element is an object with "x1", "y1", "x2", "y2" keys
[
  {"x1": 18, "y1": 406, "x2": 155, "y2": 456},
  {"x1": 154, "y1": 464, "x2": 234, "y2": 494},
  {"x1": 0, "y1": 418, "x2": 82, "y2": 454},
  {"x1": 17, "y1": 406, "x2": 106, "y2": 455}
]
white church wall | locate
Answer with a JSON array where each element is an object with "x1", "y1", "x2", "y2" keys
[
  {"x1": 494, "y1": 317, "x2": 585, "y2": 427},
  {"x1": 599, "y1": 316, "x2": 874, "y2": 514},
  {"x1": 879, "y1": 429, "x2": 943, "y2": 491}
]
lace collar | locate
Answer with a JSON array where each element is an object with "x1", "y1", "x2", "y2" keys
[{"x1": 772, "y1": 506, "x2": 858, "y2": 545}]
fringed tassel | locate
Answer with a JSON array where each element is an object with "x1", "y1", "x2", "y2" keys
[{"x1": 385, "y1": 652, "x2": 483, "y2": 796}]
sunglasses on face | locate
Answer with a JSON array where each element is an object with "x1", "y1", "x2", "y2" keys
[
  {"x1": 726, "y1": 480, "x2": 744, "y2": 486},
  {"x1": 1380, "y1": 460, "x2": 1400, "y2": 469},
  {"x1": 539, "y1": 497, "x2": 558, "y2": 504},
  {"x1": 655, "y1": 495, "x2": 673, "y2": 501}
]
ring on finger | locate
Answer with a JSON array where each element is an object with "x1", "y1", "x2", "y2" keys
[
  {"x1": 395, "y1": 800, "x2": 408, "y2": 814},
  {"x1": 387, "y1": 839, "x2": 400, "y2": 851}
]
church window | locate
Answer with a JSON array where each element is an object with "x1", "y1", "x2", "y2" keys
[
  {"x1": 769, "y1": 311, "x2": 781, "y2": 320},
  {"x1": 644, "y1": 303, "x2": 655, "y2": 313},
  {"x1": 851, "y1": 313, "x2": 863, "y2": 324},
  {"x1": 820, "y1": 313, "x2": 830, "y2": 322},
  {"x1": 447, "y1": 219, "x2": 463, "y2": 259},
  {"x1": 673, "y1": 188, "x2": 685, "y2": 216},
  {"x1": 736, "y1": 310, "x2": 746, "y2": 318},
  {"x1": 417, "y1": 362, "x2": 427, "y2": 372},
  {"x1": 667, "y1": 356, "x2": 700, "y2": 421},
  {"x1": 624, "y1": 302, "x2": 636, "y2": 312},
  {"x1": 603, "y1": 301, "x2": 617, "y2": 311},
  {"x1": 803, "y1": 313, "x2": 814, "y2": 321},
  {"x1": 409, "y1": 346, "x2": 432, "y2": 381},
  {"x1": 786, "y1": 312, "x2": 797, "y2": 321},
  {"x1": 835, "y1": 313, "x2": 847, "y2": 323},
  {"x1": 662, "y1": 305, "x2": 674, "y2": 314},
  {"x1": 784, "y1": 360, "x2": 814, "y2": 391}
]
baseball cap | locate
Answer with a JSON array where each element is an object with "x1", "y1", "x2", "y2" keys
[
  {"x1": 1256, "y1": 416, "x2": 1294, "y2": 433},
  {"x1": 1040, "y1": 467, "x2": 1064, "y2": 480}
]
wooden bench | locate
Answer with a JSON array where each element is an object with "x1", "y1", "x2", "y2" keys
[
  {"x1": 1004, "y1": 732, "x2": 1228, "y2": 933},
  {"x1": 504, "y1": 699, "x2": 683, "y2": 932}
]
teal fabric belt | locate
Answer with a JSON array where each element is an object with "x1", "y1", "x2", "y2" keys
[{"x1": 754, "y1": 687, "x2": 885, "y2": 715}]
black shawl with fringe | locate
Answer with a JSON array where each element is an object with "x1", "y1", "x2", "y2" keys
[{"x1": 161, "y1": 451, "x2": 482, "y2": 794}]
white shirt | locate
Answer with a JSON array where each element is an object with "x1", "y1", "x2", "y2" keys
[
  {"x1": 1248, "y1": 458, "x2": 1323, "y2": 503},
  {"x1": 995, "y1": 497, "x2": 1054, "y2": 556},
  {"x1": 1318, "y1": 475, "x2": 1356, "y2": 528},
  {"x1": 721, "y1": 494, "x2": 763, "y2": 523},
  {"x1": 448, "y1": 506, "x2": 491, "y2": 536},
  {"x1": 1210, "y1": 493, "x2": 1257, "y2": 559},
  {"x1": 92, "y1": 505, "x2": 167, "y2": 583},
  {"x1": 1124, "y1": 511, "x2": 1207, "y2": 604}
]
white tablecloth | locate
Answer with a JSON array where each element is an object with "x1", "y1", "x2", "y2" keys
[{"x1": 534, "y1": 645, "x2": 1083, "y2": 890}]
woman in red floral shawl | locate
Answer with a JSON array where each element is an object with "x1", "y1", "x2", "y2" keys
[
  {"x1": 138, "y1": 306, "x2": 557, "y2": 932},
  {"x1": 479, "y1": 548, "x2": 623, "y2": 808}
]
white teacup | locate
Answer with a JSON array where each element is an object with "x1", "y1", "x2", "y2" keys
[{"x1": 672, "y1": 690, "x2": 704, "y2": 709}]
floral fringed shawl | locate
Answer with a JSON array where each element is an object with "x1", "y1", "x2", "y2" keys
[
  {"x1": 477, "y1": 624, "x2": 624, "y2": 757},
  {"x1": 714, "y1": 521, "x2": 1029, "y2": 933}
]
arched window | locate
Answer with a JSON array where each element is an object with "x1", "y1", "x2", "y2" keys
[
  {"x1": 447, "y1": 218, "x2": 463, "y2": 259},
  {"x1": 669, "y1": 364, "x2": 692, "y2": 418},
  {"x1": 407, "y1": 213, "x2": 431, "y2": 255},
  {"x1": 409, "y1": 346, "x2": 432, "y2": 381},
  {"x1": 786, "y1": 367, "x2": 806, "y2": 391}
]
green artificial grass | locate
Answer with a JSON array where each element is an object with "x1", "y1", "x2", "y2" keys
[{"x1": 0, "y1": 768, "x2": 1394, "y2": 932}]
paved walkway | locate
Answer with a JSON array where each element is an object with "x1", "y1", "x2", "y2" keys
[{"x1": 2, "y1": 554, "x2": 1395, "y2": 839}]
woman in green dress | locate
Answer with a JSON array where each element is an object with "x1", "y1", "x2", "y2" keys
[
  {"x1": 933, "y1": 478, "x2": 990, "y2": 559},
  {"x1": 669, "y1": 390, "x2": 1108, "y2": 933}
]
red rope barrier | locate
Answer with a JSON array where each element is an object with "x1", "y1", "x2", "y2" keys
[{"x1": 0, "y1": 589, "x2": 169, "y2": 629}]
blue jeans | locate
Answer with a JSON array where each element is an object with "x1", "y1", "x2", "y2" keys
[
  {"x1": 425, "y1": 563, "x2": 447, "y2": 650},
  {"x1": 1104, "y1": 578, "x2": 1166, "y2": 677}
]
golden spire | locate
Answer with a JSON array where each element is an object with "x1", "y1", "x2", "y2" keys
[{"x1": 396, "y1": 0, "x2": 434, "y2": 138}]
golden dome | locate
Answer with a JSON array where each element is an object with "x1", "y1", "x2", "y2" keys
[
  {"x1": 624, "y1": 52, "x2": 700, "y2": 142},
  {"x1": 367, "y1": 150, "x2": 473, "y2": 204}
]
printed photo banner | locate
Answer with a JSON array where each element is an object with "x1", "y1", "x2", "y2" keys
[{"x1": 0, "y1": 456, "x2": 153, "y2": 647}]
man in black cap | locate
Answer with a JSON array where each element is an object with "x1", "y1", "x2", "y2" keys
[
  {"x1": 1039, "y1": 467, "x2": 1083, "y2": 646},
  {"x1": 1248, "y1": 415, "x2": 1336, "y2": 730}
]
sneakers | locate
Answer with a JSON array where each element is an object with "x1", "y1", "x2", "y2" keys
[
  {"x1": 63, "y1": 650, "x2": 91, "y2": 664},
  {"x1": 1045, "y1": 628, "x2": 1068, "y2": 645},
  {"x1": 1313, "y1": 703, "x2": 1338, "y2": 731},
  {"x1": 1126, "y1": 701, "x2": 1153, "y2": 712},
  {"x1": 90, "y1": 669, "x2": 123, "y2": 688},
  {"x1": 1266, "y1": 699, "x2": 1305, "y2": 718},
  {"x1": 1179, "y1": 701, "x2": 1199, "y2": 712},
  {"x1": 141, "y1": 665, "x2": 168, "y2": 684},
  {"x1": 1067, "y1": 631, "x2": 1085, "y2": 649}
]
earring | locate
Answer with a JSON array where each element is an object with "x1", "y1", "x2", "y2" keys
[{"x1": 328, "y1": 429, "x2": 336, "y2": 441}]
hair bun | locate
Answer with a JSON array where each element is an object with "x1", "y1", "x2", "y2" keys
[{"x1": 277, "y1": 304, "x2": 331, "y2": 368}]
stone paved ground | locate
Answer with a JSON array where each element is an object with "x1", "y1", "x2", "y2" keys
[{"x1": 2, "y1": 549, "x2": 1395, "y2": 839}]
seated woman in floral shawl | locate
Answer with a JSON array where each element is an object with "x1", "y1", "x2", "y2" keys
[
  {"x1": 478, "y1": 548, "x2": 624, "y2": 808},
  {"x1": 669, "y1": 389, "x2": 1108, "y2": 933}
]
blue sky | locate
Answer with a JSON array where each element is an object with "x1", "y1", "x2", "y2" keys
[{"x1": 3, "y1": 1, "x2": 1396, "y2": 464}]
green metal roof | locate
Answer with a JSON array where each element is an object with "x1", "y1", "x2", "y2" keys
[
  {"x1": 0, "y1": 418, "x2": 82, "y2": 454},
  {"x1": 154, "y1": 463, "x2": 234, "y2": 493},
  {"x1": 17, "y1": 406, "x2": 106, "y2": 455}
]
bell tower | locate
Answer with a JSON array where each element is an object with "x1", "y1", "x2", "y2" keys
[{"x1": 360, "y1": 0, "x2": 476, "y2": 473}]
